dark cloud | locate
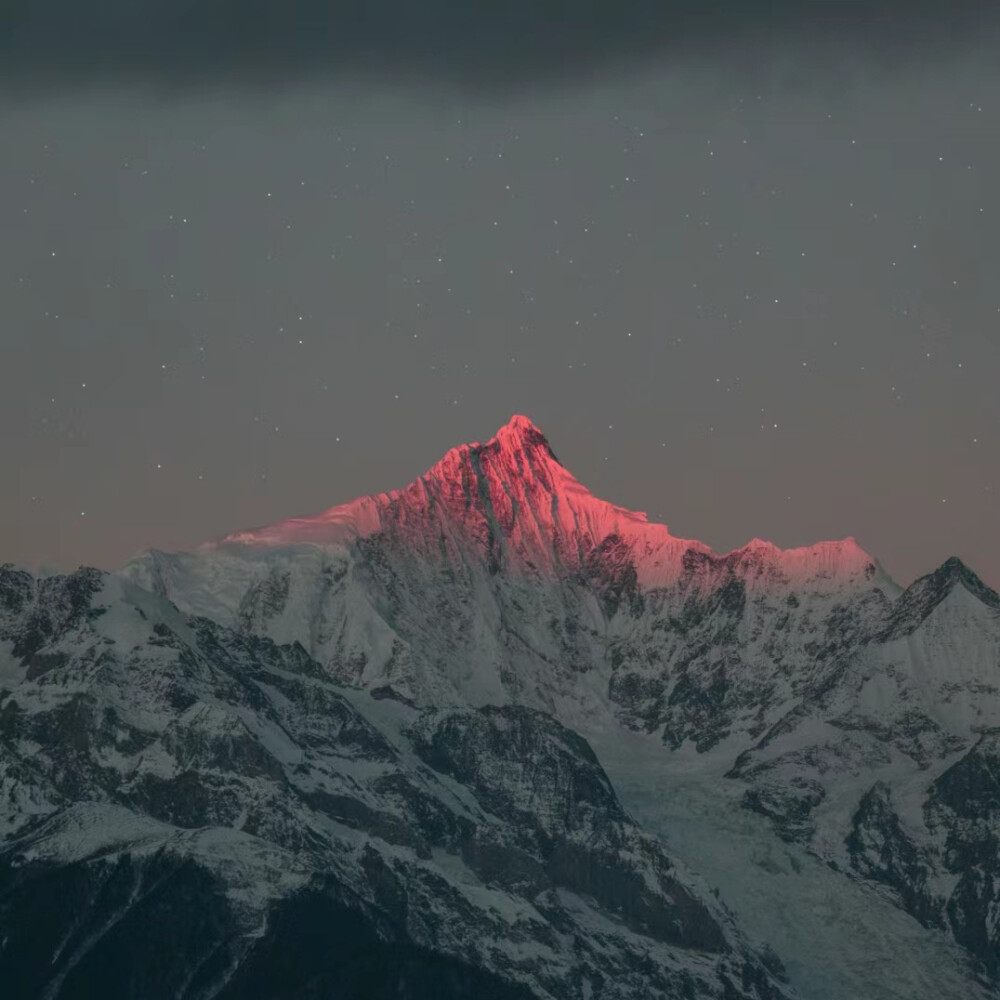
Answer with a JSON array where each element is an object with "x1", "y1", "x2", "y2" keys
[{"x1": 2, "y1": 0, "x2": 997, "y2": 96}]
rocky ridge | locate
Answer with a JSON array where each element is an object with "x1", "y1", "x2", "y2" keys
[{"x1": 0, "y1": 565, "x2": 790, "y2": 1000}]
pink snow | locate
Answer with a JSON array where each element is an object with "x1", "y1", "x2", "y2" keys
[{"x1": 217, "y1": 415, "x2": 881, "y2": 590}]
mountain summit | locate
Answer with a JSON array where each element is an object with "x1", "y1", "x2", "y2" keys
[
  {"x1": 220, "y1": 415, "x2": 881, "y2": 590},
  {"x1": 480, "y1": 412, "x2": 559, "y2": 461}
]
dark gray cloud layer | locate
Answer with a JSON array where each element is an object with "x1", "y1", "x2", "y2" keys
[{"x1": 2, "y1": 1, "x2": 998, "y2": 94}]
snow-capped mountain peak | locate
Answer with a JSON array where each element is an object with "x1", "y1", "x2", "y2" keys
[
  {"x1": 213, "y1": 416, "x2": 886, "y2": 593},
  {"x1": 483, "y1": 412, "x2": 559, "y2": 460}
]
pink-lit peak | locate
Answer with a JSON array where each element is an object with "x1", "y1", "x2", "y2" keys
[
  {"x1": 427, "y1": 413, "x2": 563, "y2": 475},
  {"x1": 217, "y1": 416, "x2": 883, "y2": 590},
  {"x1": 498, "y1": 413, "x2": 543, "y2": 435},
  {"x1": 492, "y1": 413, "x2": 550, "y2": 448}
]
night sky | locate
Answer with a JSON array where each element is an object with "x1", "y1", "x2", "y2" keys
[{"x1": 2, "y1": 2, "x2": 998, "y2": 589}]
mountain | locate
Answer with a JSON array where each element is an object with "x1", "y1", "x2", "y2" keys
[
  {"x1": 0, "y1": 567, "x2": 790, "y2": 1000},
  {"x1": 3, "y1": 415, "x2": 1000, "y2": 999},
  {"x1": 218, "y1": 413, "x2": 880, "y2": 591}
]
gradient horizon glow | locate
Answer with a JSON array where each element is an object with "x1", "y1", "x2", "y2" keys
[{"x1": 1, "y1": 2, "x2": 998, "y2": 589}]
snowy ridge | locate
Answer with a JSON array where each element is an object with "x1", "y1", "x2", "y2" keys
[
  {"x1": 0, "y1": 563, "x2": 790, "y2": 1000},
  {"x1": 215, "y1": 415, "x2": 884, "y2": 591}
]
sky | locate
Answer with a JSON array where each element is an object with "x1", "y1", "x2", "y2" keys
[{"x1": 1, "y1": 2, "x2": 999, "y2": 590}]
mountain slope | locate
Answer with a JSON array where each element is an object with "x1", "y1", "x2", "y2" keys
[{"x1": 0, "y1": 565, "x2": 792, "y2": 1000}]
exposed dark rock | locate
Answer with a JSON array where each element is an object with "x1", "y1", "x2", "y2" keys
[
  {"x1": 846, "y1": 781, "x2": 943, "y2": 929},
  {"x1": 0, "y1": 854, "x2": 537, "y2": 1000},
  {"x1": 744, "y1": 778, "x2": 826, "y2": 844}
]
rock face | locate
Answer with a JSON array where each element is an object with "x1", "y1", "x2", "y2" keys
[
  {"x1": 4, "y1": 415, "x2": 1000, "y2": 999},
  {"x1": 0, "y1": 568, "x2": 790, "y2": 1000}
]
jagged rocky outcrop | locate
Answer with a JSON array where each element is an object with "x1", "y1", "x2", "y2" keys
[
  {"x1": 0, "y1": 565, "x2": 791, "y2": 1000},
  {"x1": 838, "y1": 738, "x2": 1000, "y2": 985}
]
